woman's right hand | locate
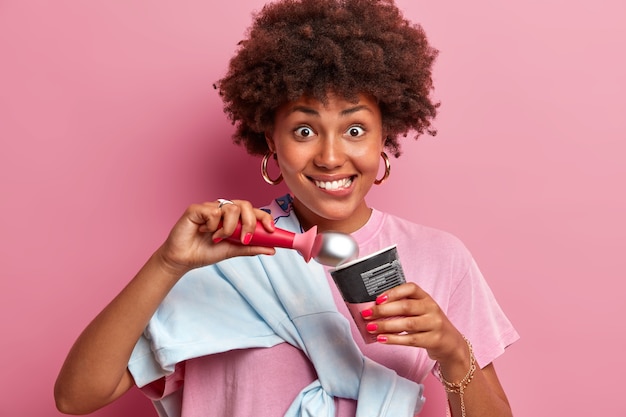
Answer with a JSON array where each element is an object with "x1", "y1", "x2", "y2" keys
[{"x1": 156, "y1": 199, "x2": 277, "y2": 276}]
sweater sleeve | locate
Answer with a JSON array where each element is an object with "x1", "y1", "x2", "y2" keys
[{"x1": 139, "y1": 362, "x2": 185, "y2": 401}]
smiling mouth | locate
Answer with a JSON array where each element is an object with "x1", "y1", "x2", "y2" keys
[{"x1": 312, "y1": 176, "x2": 354, "y2": 191}]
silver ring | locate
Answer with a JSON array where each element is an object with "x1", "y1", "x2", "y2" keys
[{"x1": 217, "y1": 198, "x2": 234, "y2": 209}]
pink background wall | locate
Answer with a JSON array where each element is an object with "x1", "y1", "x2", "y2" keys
[{"x1": 1, "y1": 0, "x2": 624, "y2": 416}]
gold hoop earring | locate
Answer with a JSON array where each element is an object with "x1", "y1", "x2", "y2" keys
[
  {"x1": 374, "y1": 152, "x2": 391, "y2": 185},
  {"x1": 261, "y1": 152, "x2": 283, "y2": 185}
]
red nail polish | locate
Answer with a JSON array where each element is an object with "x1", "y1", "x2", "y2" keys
[
  {"x1": 377, "y1": 335, "x2": 388, "y2": 343},
  {"x1": 243, "y1": 232, "x2": 253, "y2": 245},
  {"x1": 376, "y1": 294, "x2": 388, "y2": 305},
  {"x1": 213, "y1": 237, "x2": 223, "y2": 243},
  {"x1": 361, "y1": 308, "x2": 373, "y2": 318},
  {"x1": 366, "y1": 322, "x2": 378, "y2": 332}
]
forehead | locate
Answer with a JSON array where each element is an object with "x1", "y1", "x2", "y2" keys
[{"x1": 277, "y1": 93, "x2": 380, "y2": 117}]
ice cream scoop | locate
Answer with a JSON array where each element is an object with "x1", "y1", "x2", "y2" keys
[{"x1": 224, "y1": 220, "x2": 359, "y2": 266}]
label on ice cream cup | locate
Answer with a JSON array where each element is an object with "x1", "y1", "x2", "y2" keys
[{"x1": 329, "y1": 245, "x2": 406, "y2": 343}]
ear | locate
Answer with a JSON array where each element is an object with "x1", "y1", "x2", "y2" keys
[
  {"x1": 265, "y1": 131, "x2": 275, "y2": 153},
  {"x1": 381, "y1": 132, "x2": 388, "y2": 148}
]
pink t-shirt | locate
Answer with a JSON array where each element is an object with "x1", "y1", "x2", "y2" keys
[{"x1": 140, "y1": 208, "x2": 519, "y2": 416}]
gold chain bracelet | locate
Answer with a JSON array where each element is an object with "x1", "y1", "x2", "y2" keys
[{"x1": 435, "y1": 336, "x2": 477, "y2": 417}]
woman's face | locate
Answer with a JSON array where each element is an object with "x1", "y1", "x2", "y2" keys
[{"x1": 267, "y1": 93, "x2": 385, "y2": 233}]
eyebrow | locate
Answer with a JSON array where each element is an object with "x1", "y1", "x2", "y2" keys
[{"x1": 288, "y1": 104, "x2": 373, "y2": 117}]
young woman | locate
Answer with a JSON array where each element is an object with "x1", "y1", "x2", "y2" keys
[{"x1": 55, "y1": 1, "x2": 518, "y2": 416}]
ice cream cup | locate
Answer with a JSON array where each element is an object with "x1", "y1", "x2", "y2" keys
[{"x1": 329, "y1": 245, "x2": 406, "y2": 343}]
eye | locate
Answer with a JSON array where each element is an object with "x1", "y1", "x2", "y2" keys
[
  {"x1": 294, "y1": 126, "x2": 315, "y2": 139},
  {"x1": 346, "y1": 125, "x2": 365, "y2": 138}
]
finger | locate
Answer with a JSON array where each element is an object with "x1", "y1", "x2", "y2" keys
[
  {"x1": 370, "y1": 297, "x2": 431, "y2": 320},
  {"x1": 374, "y1": 331, "x2": 429, "y2": 347},
  {"x1": 229, "y1": 244, "x2": 277, "y2": 259},
  {"x1": 365, "y1": 314, "x2": 436, "y2": 348},
  {"x1": 186, "y1": 203, "x2": 222, "y2": 231},
  {"x1": 254, "y1": 208, "x2": 276, "y2": 232},
  {"x1": 217, "y1": 198, "x2": 234, "y2": 209},
  {"x1": 367, "y1": 315, "x2": 434, "y2": 336},
  {"x1": 378, "y1": 282, "x2": 429, "y2": 304},
  {"x1": 234, "y1": 200, "x2": 257, "y2": 244},
  {"x1": 215, "y1": 200, "x2": 242, "y2": 239}
]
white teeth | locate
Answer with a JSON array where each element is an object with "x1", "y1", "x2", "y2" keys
[{"x1": 314, "y1": 177, "x2": 353, "y2": 190}]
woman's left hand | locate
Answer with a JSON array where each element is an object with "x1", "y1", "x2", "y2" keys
[{"x1": 361, "y1": 282, "x2": 467, "y2": 364}]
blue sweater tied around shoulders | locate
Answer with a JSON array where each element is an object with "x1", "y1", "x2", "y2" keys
[{"x1": 129, "y1": 198, "x2": 425, "y2": 417}]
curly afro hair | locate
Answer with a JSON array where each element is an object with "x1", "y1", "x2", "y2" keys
[{"x1": 214, "y1": 0, "x2": 439, "y2": 157}]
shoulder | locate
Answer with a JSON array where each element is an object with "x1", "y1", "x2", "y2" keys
[
  {"x1": 377, "y1": 210, "x2": 470, "y2": 257},
  {"x1": 363, "y1": 210, "x2": 475, "y2": 292}
]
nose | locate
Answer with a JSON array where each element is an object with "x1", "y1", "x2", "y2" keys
[{"x1": 314, "y1": 136, "x2": 345, "y2": 170}]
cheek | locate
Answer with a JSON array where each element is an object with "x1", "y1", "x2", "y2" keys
[
  {"x1": 275, "y1": 151, "x2": 307, "y2": 180},
  {"x1": 352, "y1": 147, "x2": 384, "y2": 174},
  {"x1": 276, "y1": 153, "x2": 302, "y2": 174},
  {"x1": 365, "y1": 158, "x2": 383, "y2": 178}
]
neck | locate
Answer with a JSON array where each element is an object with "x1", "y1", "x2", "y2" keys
[{"x1": 293, "y1": 200, "x2": 372, "y2": 234}]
